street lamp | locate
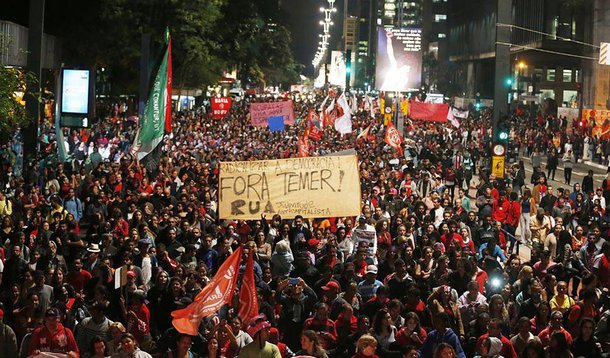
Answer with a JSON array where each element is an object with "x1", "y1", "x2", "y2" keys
[{"x1": 517, "y1": 61, "x2": 527, "y2": 100}]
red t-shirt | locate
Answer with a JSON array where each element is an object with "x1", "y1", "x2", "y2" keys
[{"x1": 66, "y1": 269, "x2": 92, "y2": 293}]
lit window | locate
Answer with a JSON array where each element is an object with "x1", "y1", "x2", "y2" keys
[
  {"x1": 434, "y1": 14, "x2": 447, "y2": 22},
  {"x1": 546, "y1": 69, "x2": 556, "y2": 82},
  {"x1": 438, "y1": 33, "x2": 447, "y2": 38},
  {"x1": 562, "y1": 69, "x2": 572, "y2": 82}
]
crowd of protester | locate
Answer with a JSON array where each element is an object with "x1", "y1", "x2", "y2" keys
[{"x1": 1, "y1": 92, "x2": 610, "y2": 358}]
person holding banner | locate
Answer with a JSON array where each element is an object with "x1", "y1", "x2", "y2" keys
[{"x1": 29, "y1": 308, "x2": 79, "y2": 358}]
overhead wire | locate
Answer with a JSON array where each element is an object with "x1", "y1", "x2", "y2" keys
[
  {"x1": 495, "y1": 41, "x2": 598, "y2": 61},
  {"x1": 497, "y1": 23, "x2": 601, "y2": 49}
]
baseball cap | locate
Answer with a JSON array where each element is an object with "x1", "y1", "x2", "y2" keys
[
  {"x1": 45, "y1": 308, "x2": 60, "y2": 317},
  {"x1": 321, "y1": 281, "x2": 340, "y2": 291},
  {"x1": 365, "y1": 265, "x2": 378, "y2": 275}
]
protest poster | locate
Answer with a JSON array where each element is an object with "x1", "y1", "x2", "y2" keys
[
  {"x1": 250, "y1": 101, "x2": 296, "y2": 126},
  {"x1": 211, "y1": 97, "x2": 232, "y2": 119},
  {"x1": 351, "y1": 227, "x2": 377, "y2": 258},
  {"x1": 218, "y1": 155, "x2": 360, "y2": 220}
]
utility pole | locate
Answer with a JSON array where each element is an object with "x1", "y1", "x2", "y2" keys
[
  {"x1": 491, "y1": 0, "x2": 511, "y2": 179},
  {"x1": 493, "y1": 0, "x2": 511, "y2": 131},
  {"x1": 24, "y1": 0, "x2": 45, "y2": 160}
]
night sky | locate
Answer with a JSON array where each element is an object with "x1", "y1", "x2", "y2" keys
[{"x1": 283, "y1": 0, "x2": 345, "y2": 76}]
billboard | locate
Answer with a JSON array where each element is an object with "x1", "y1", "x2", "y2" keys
[
  {"x1": 329, "y1": 51, "x2": 346, "y2": 87},
  {"x1": 61, "y1": 69, "x2": 91, "y2": 114},
  {"x1": 375, "y1": 27, "x2": 422, "y2": 92},
  {"x1": 59, "y1": 68, "x2": 94, "y2": 127}
]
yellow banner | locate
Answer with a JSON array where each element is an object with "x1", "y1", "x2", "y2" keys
[{"x1": 219, "y1": 155, "x2": 361, "y2": 220}]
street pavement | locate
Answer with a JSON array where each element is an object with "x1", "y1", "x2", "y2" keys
[
  {"x1": 519, "y1": 155, "x2": 608, "y2": 193},
  {"x1": 462, "y1": 154, "x2": 608, "y2": 262}
]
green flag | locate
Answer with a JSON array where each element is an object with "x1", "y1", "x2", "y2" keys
[{"x1": 133, "y1": 30, "x2": 172, "y2": 167}]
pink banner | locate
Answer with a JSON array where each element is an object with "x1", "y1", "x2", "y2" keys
[{"x1": 250, "y1": 100, "x2": 295, "y2": 126}]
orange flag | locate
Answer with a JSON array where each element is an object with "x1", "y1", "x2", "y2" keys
[
  {"x1": 171, "y1": 246, "x2": 243, "y2": 335},
  {"x1": 238, "y1": 251, "x2": 259, "y2": 324}
]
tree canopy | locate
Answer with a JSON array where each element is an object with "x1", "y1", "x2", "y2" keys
[{"x1": 51, "y1": 0, "x2": 301, "y2": 94}]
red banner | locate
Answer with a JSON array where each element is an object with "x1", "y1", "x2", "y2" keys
[
  {"x1": 385, "y1": 122, "x2": 404, "y2": 156},
  {"x1": 238, "y1": 251, "x2": 259, "y2": 324},
  {"x1": 171, "y1": 246, "x2": 243, "y2": 335},
  {"x1": 211, "y1": 97, "x2": 232, "y2": 119},
  {"x1": 409, "y1": 101, "x2": 449, "y2": 122}
]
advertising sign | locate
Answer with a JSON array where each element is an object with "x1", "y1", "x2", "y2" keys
[
  {"x1": 218, "y1": 155, "x2": 361, "y2": 219},
  {"x1": 375, "y1": 27, "x2": 422, "y2": 92},
  {"x1": 61, "y1": 69, "x2": 90, "y2": 114}
]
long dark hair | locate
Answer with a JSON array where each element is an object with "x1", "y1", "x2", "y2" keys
[
  {"x1": 372, "y1": 308, "x2": 391, "y2": 334},
  {"x1": 88, "y1": 335, "x2": 107, "y2": 356},
  {"x1": 301, "y1": 330, "x2": 325, "y2": 355}
]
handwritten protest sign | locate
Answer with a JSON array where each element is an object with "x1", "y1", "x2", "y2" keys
[
  {"x1": 250, "y1": 100, "x2": 295, "y2": 126},
  {"x1": 219, "y1": 155, "x2": 360, "y2": 219}
]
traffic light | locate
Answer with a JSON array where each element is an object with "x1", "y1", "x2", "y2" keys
[
  {"x1": 475, "y1": 92, "x2": 481, "y2": 110},
  {"x1": 505, "y1": 77, "x2": 513, "y2": 86},
  {"x1": 497, "y1": 116, "x2": 509, "y2": 144}
]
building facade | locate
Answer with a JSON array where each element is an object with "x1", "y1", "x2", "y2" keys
[{"x1": 447, "y1": 0, "x2": 593, "y2": 109}]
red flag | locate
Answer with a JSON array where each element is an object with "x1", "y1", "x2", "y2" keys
[
  {"x1": 171, "y1": 246, "x2": 243, "y2": 335},
  {"x1": 238, "y1": 251, "x2": 259, "y2": 324},
  {"x1": 357, "y1": 125, "x2": 371, "y2": 141},
  {"x1": 308, "y1": 109, "x2": 323, "y2": 140},
  {"x1": 165, "y1": 29, "x2": 173, "y2": 133},
  {"x1": 298, "y1": 133, "x2": 309, "y2": 157},
  {"x1": 385, "y1": 122, "x2": 404, "y2": 156}
]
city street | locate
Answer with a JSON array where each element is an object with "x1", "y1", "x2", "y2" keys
[{"x1": 520, "y1": 155, "x2": 608, "y2": 190}]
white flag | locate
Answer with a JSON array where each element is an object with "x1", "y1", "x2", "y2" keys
[
  {"x1": 335, "y1": 93, "x2": 353, "y2": 134},
  {"x1": 447, "y1": 107, "x2": 460, "y2": 128}
]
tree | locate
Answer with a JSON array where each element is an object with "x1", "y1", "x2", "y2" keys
[
  {"x1": 0, "y1": 34, "x2": 38, "y2": 132},
  {"x1": 216, "y1": 0, "x2": 302, "y2": 89}
]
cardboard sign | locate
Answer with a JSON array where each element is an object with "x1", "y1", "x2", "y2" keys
[
  {"x1": 211, "y1": 97, "x2": 232, "y2": 119},
  {"x1": 250, "y1": 101, "x2": 295, "y2": 126},
  {"x1": 218, "y1": 155, "x2": 361, "y2": 219}
]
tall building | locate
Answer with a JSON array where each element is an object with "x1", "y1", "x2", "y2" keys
[{"x1": 447, "y1": 0, "x2": 592, "y2": 109}]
